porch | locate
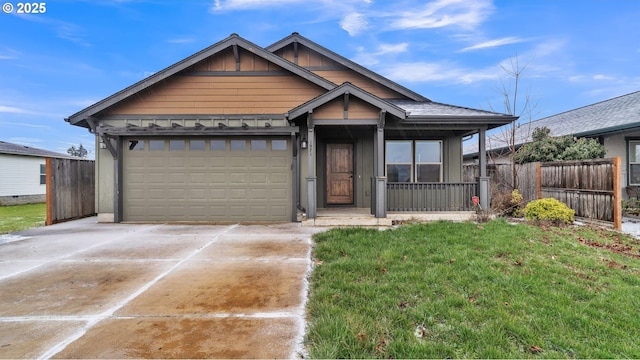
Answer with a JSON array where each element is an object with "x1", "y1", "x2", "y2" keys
[
  {"x1": 301, "y1": 182, "x2": 479, "y2": 227},
  {"x1": 301, "y1": 207, "x2": 476, "y2": 227}
]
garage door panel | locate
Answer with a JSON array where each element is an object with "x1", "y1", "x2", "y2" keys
[{"x1": 124, "y1": 137, "x2": 291, "y2": 222}]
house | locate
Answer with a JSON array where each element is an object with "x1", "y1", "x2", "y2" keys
[
  {"x1": 0, "y1": 141, "x2": 75, "y2": 205},
  {"x1": 463, "y1": 90, "x2": 640, "y2": 198},
  {"x1": 65, "y1": 33, "x2": 516, "y2": 223}
]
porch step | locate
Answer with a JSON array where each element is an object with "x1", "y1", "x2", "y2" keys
[{"x1": 302, "y1": 216, "x2": 393, "y2": 227}]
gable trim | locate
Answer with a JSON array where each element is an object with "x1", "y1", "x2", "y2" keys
[
  {"x1": 66, "y1": 34, "x2": 337, "y2": 128},
  {"x1": 287, "y1": 82, "x2": 406, "y2": 120},
  {"x1": 267, "y1": 33, "x2": 429, "y2": 102}
]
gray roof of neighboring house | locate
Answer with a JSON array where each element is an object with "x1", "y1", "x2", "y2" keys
[
  {"x1": 0, "y1": 141, "x2": 76, "y2": 159},
  {"x1": 464, "y1": 90, "x2": 640, "y2": 156}
]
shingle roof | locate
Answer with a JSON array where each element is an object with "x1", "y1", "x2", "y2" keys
[
  {"x1": 389, "y1": 100, "x2": 516, "y2": 118},
  {"x1": 464, "y1": 90, "x2": 640, "y2": 156},
  {"x1": 0, "y1": 141, "x2": 76, "y2": 159}
]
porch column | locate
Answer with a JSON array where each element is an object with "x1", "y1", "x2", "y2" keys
[
  {"x1": 477, "y1": 126, "x2": 490, "y2": 211},
  {"x1": 114, "y1": 136, "x2": 124, "y2": 223},
  {"x1": 305, "y1": 112, "x2": 317, "y2": 219},
  {"x1": 374, "y1": 111, "x2": 387, "y2": 218}
]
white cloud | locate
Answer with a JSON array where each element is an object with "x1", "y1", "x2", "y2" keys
[
  {"x1": 0, "y1": 121, "x2": 51, "y2": 129},
  {"x1": 0, "y1": 48, "x2": 20, "y2": 60},
  {"x1": 390, "y1": 0, "x2": 494, "y2": 30},
  {"x1": 211, "y1": 0, "x2": 306, "y2": 11},
  {"x1": 460, "y1": 37, "x2": 525, "y2": 52},
  {"x1": 593, "y1": 74, "x2": 615, "y2": 80},
  {"x1": 167, "y1": 37, "x2": 196, "y2": 44},
  {"x1": 340, "y1": 12, "x2": 369, "y2": 36},
  {"x1": 383, "y1": 61, "x2": 500, "y2": 84},
  {"x1": 0, "y1": 105, "x2": 27, "y2": 114},
  {"x1": 8, "y1": 137, "x2": 44, "y2": 146},
  {"x1": 353, "y1": 42, "x2": 409, "y2": 66}
]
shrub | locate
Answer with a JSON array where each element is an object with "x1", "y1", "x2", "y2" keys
[
  {"x1": 524, "y1": 198, "x2": 574, "y2": 225},
  {"x1": 491, "y1": 189, "x2": 524, "y2": 217}
]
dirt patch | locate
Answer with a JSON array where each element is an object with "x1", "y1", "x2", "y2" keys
[
  {"x1": 577, "y1": 236, "x2": 640, "y2": 259},
  {"x1": 52, "y1": 317, "x2": 298, "y2": 359}
]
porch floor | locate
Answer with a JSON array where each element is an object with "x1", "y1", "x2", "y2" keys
[{"x1": 301, "y1": 208, "x2": 476, "y2": 227}]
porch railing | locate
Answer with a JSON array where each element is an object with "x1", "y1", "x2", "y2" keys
[{"x1": 387, "y1": 182, "x2": 478, "y2": 212}]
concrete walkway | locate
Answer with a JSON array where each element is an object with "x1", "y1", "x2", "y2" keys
[{"x1": 0, "y1": 217, "x2": 323, "y2": 359}]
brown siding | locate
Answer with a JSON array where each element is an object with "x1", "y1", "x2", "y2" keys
[
  {"x1": 273, "y1": 43, "x2": 409, "y2": 99},
  {"x1": 313, "y1": 70, "x2": 405, "y2": 99},
  {"x1": 104, "y1": 75, "x2": 325, "y2": 115},
  {"x1": 191, "y1": 47, "x2": 284, "y2": 72},
  {"x1": 314, "y1": 97, "x2": 380, "y2": 120}
]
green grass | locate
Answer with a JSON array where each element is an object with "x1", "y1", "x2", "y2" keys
[
  {"x1": 0, "y1": 203, "x2": 46, "y2": 234},
  {"x1": 306, "y1": 219, "x2": 640, "y2": 358}
]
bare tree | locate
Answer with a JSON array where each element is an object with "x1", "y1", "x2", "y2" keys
[{"x1": 487, "y1": 54, "x2": 538, "y2": 191}]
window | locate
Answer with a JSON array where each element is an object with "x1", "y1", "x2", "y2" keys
[
  {"x1": 251, "y1": 139, "x2": 267, "y2": 151},
  {"x1": 386, "y1": 141, "x2": 412, "y2": 182},
  {"x1": 128, "y1": 140, "x2": 144, "y2": 150},
  {"x1": 40, "y1": 164, "x2": 46, "y2": 185},
  {"x1": 230, "y1": 140, "x2": 246, "y2": 151},
  {"x1": 149, "y1": 140, "x2": 164, "y2": 151},
  {"x1": 169, "y1": 140, "x2": 185, "y2": 150},
  {"x1": 272, "y1": 140, "x2": 287, "y2": 151},
  {"x1": 386, "y1": 140, "x2": 442, "y2": 183},
  {"x1": 190, "y1": 140, "x2": 205, "y2": 150},
  {"x1": 211, "y1": 140, "x2": 226, "y2": 150},
  {"x1": 629, "y1": 141, "x2": 640, "y2": 185}
]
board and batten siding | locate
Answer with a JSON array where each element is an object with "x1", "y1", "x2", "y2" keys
[
  {"x1": 313, "y1": 97, "x2": 381, "y2": 120},
  {"x1": 0, "y1": 154, "x2": 46, "y2": 197},
  {"x1": 274, "y1": 44, "x2": 409, "y2": 100}
]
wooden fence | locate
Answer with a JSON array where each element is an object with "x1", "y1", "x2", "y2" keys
[
  {"x1": 538, "y1": 158, "x2": 621, "y2": 229},
  {"x1": 46, "y1": 158, "x2": 95, "y2": 225},
  {"x1": 464, "y1": 157, "x2": 621, "y2": 229}
]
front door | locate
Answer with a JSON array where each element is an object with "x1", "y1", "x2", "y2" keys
[{"x1": 326, "y1": 143, "x2": 354, "y2": 205}]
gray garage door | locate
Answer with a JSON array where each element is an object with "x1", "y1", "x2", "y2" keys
[{"x1": 123, "y1": 137, "x2": 292, "y2": 222}]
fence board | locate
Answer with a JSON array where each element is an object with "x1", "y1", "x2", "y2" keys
[
  {"x1": 46, "y1": 158, "x2": 95, "y2": 225},
  {"x1": 464, "y1": 157, "x2": 621, "y2": 229}
]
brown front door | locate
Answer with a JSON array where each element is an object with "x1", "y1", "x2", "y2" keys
[{"x1": 326, "y1": 143, "x2": 354, "y2": 205}]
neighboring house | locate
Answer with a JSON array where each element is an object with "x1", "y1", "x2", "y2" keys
[
  {"x1": 65, "y1": 33, "x2": 516, "y2": 223},
  {"x1": 0, "y1": 141, "x2": 75, "y2": 205},
  {"x1": 463, "y1": 90, "x2": 640, "y2": 198}
]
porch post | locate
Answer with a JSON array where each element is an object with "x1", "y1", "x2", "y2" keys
[
  {"x1": 477, "y1": 126, "x2": 490, "y2": 211},
  {"x1": 114, "y1": 136, "x2": 124, "y2": 223},
  {"x1": 374, "y1": 111, "x2": 387, "y2": 218},
  {"x1": 305, "y1": 112, "x2": 317, "y2": 219}
]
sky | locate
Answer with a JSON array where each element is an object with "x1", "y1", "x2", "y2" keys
[{"x1": 1, "y1": 0, "x2": 640, "y2": 158}]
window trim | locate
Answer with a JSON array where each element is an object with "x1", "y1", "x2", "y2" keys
[
  {"x1": 385, "y1": 140, "x2": 443, "y2": 183},
  {"x1": 628, "y1": 139, "x2": 640, "y2": 185}
]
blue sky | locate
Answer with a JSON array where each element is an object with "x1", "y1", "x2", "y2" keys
[{"x1": 1, "y1": 0, "x2": 639, "y2": 158}]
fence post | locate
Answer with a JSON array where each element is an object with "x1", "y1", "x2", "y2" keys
[
  {"x1": 536, "y1": 162, "x2": 542, "y2": 199},
  {"x1": 613, "y1": 156, "x2": 622, "y2": 230},
  {"x1": 45, "y1": 158, "x2": 53, "y2": 226}
]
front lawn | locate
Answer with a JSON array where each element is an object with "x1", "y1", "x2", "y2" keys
[
  {"x1": 306, "y1": 219, "x2": 640, "y2": 358},
  {"x1": 0, "y1": 203, "x2": 46, "y2": 234}
]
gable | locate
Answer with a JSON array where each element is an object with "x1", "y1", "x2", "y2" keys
[
  {"x1": 313, "y1": 97, "x2": 381, "y2": 120},
  {"x1": 267, "y1": 33, "x2": 428, "y2": 102},
  {"x1": 273, "y1": 43, "x2": 408, "y2": 100},
  {"x1": 103, "y1": 47, "x2": 326, "y2": 116},
  {"x1": 67, "y1": 34, "x2": 336, "y2": 127}
]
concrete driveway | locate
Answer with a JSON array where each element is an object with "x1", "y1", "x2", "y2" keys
[{"x1": 0, "y1": 217, "x2": 322, "y2": 359}]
